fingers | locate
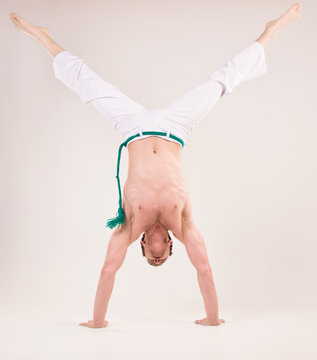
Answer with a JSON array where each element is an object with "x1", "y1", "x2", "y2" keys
[
  {"x1": 79, "y1": 322, "x2": 88, "y2": 327},
  {"x1": 78, "y1": 320, "x2": 109, "y2": 328},
  {"x1": 194, "y1": 317, "x2": 208, "y2": 325},
  {"x1": 194, "y1": 317, "x2": 226, "y2": 326},
  {"x1": 79, "y1": 320, "x2": 95, "y2": 327}
]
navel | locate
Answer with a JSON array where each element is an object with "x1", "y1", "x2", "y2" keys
[{"x1": 152, "y1": 144, "x2": 158, "y2": 154}]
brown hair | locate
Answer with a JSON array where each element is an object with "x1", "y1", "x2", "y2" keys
[{"x1": 140, "y1": 232, "x2": 173, "y2": 266}]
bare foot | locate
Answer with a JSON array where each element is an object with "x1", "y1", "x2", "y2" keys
[
  {"x1": 266, "y1": 2, "x2": 303, "y2": 34},
  {"x1": 10, "y1": 12, "x2": 50, "y2": 39},
  {"x1": 194, "y1": 317, "x2": 225, "y2": 326}
]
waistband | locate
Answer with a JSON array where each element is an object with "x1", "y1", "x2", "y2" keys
[{"x1": 122, "y1": 131, "x2": 185, "y2": 148}]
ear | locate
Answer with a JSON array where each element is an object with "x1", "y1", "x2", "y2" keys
[{"x1": 140, "y1": 232, "x2": 146, "y2": 246}]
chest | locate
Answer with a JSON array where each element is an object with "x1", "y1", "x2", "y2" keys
[
  {"x1": 127, "y1": 202, "x2": 183, "y2": 242},
  {"x1": 122, "y1": 181, "x2": 187, "y2": 239}
]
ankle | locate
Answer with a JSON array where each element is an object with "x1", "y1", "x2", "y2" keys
[
  {"x1": 264, "y1": 21, "x2": 279, "y2": 38},
  {"x1": 265, "y1": 20, "x2": 277, "y2": 31},
  {"x1": 34, "y1": 31, "x2": 51, "y2": 42}
]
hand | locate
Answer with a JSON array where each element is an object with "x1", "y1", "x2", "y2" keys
[
  {"x1": 79, "y1": 320, "x2": 109, "y2": 328},
  {"x1": 194, "y1": 317, "x2": 225, "y2": 326}
]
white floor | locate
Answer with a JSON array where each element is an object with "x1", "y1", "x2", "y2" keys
[{"x1": 1, "y1": 306, "x2": 316, "y2": 360}]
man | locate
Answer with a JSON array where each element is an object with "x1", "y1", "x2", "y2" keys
[{"x1": 10, "y1": 2, "x2": 302, "y2": 328}]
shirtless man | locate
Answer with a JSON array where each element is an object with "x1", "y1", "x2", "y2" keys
[{"x1": 10, "y1": 2, "x2": 302, "y2": 328}]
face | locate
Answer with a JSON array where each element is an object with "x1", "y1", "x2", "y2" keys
[{"x1": 140, "y1": 226, "x2": 172, "y2": 265}]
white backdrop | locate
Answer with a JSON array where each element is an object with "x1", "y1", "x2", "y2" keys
[{"x1": 1, "y1": 0, "x2": 316, "y2": 359}]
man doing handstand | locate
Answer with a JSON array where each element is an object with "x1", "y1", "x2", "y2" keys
[{"x1": 10, "y1": 2, "x2": 302, "y2": 328}]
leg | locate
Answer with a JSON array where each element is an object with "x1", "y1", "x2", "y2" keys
[
  {"x1": 10, "y1": 13, "x2": 65, "y2": 57},
  {"x1": 10, "y1": 13, "x2": 146, "y2": 123},
  {"x1": 52, "y1": 51, "x2": 146, "y2": 116},
  {"x1": 162, "y1": 41, "x2": 267, "y2": 142},
  {"x1": 161, "y1": 2, "x2": 303, "y2": 143}
]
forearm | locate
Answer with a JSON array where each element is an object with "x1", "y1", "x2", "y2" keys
[
  {"x1": 197, "y1": 269, "x2": 219, "y2": 321},
  {"x1": 92, "y1": 271, "x2": 116, "y2": 326}
]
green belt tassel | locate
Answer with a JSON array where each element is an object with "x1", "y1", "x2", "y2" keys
[
  {"x1": 106, "y1": 131, "x2": 184, "y2": 230},
  {"x1": 106, "y1": 204, "x2": 125, "y2": 229}
]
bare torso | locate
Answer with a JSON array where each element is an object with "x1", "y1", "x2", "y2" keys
[{"x1": 122, "y1": 136, "x2": 191, "y2": 243}]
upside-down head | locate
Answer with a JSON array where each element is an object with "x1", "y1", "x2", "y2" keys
[{"x1": 140, "y1": 225, "x2": 173, "y2": 266}]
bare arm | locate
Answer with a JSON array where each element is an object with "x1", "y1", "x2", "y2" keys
[
  {"x1": 94, "y1": 226, "x2": 131, "y2": 324},
  {"x1": 181, "y1": 219, "x2": 225, "y2": 326},
  {"x1": 80, "y1": 225, "x2": 131, "y2": 328}
]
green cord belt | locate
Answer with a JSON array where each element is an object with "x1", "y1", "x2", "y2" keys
[{"x1": 106, "y1": 131, "x2": 185, "y2": 229}]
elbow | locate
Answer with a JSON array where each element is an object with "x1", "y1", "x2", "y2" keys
[
  {"x1": 100, "y1": 266, "x2": 117, "y2": 279},
  {"x1": 196, "y1": 265, "x2": 213, "y2": 276},
  {"x1": 194, "y1": 257, "x2": 212, "y2": 275}
]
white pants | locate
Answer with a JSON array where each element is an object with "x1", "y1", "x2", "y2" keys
[{"x1": 53, "y1": 41, "x2": 267, "y2": 147}]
